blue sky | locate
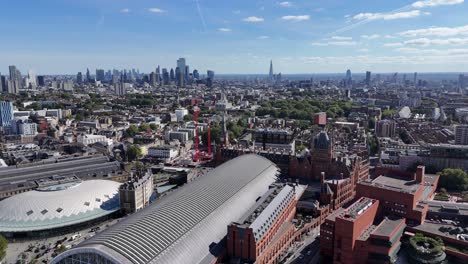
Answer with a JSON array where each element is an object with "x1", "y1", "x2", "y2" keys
[{"x1": 1, "y1": 0, "x2": 468, "y2": 74}]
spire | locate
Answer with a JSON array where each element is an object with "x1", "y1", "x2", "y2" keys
[{"x1": 269, "y1": 60, "x2": 274, "y2": 80}]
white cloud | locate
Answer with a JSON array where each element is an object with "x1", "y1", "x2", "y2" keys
[
  {"x1": 384, "y1": 42, "x2": 404, "y2": 47},
  {"x1": 278, "y1": 2, "x2": 293, "y2": 7},
  {"x1": 361, "y1": 34, "x2": 380, "y2": 39},
  {"x1": 281, "y1": 15, "x2": 310, "y2": 21},
  {"x1": 412, "y1": 0, "x2": 464, "y2": 8},
  {"x1": 218, "y1": 28, "x2": 232, "y2": 32},
  {"x1": 353, "y1": 10, "x2": 424, "y2": 21},
  {"x1": 311, "y1": 41, "x2": 358, "y2": 46},
  {"x1": 233, "y1": 10, "x2": 241, "y2": 15},
  {"x1": 148, "y1": 8, "x2": 166, "y2": 13},
  {"x1": 399, "y1": 25, "x2": 468, "y2": 37},
  {"x1": 404, "y1": 37, "x2": 468, "y2": 46},
  {"x1": 385, "y1": 35, "x2": 397, "y2": 39},
  {"x1": 331, "y1": 36, "x2": 352, "y2": 40},
  {"x1": 358, "y1": 48, "x2": 370, "y2": 52},
  {"x1": 396, "y1": 47, "x2": 468, "y2": 55},
  {"x1": 257, "y1": 36, "x2": 270, "y2": 39},
  {"x1": 120, "y1": 8, "x2": 130, "y2": 14},
  {"x1": 243, "y1": 16, "x2": 264, "y2": 22}
]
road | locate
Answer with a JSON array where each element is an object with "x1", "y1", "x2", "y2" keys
[{"x1": 282, "y1": 228, "x2": 320, "y2": 264}]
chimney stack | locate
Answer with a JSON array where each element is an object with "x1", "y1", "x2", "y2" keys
[{"x1": 416, "y1": 166, "x2": 425, "y2": 184}]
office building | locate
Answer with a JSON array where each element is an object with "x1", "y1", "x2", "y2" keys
[
  {"x1": 177, "y1": 58, "x2": 186, "y2": 86},
  {"x1": 11, "y1": 119, "x2": 38, "y2": 135},
  {"x1": 52, "y1": 155, "x2": 280, "y2": 264},
  {"x1": 366, "y1": 71, "x2": 371, "y2": 86},
  {"x1": 96, "y1": 69, "x2": 105, "y2": 82},
  {"x1": 119, "y1": 172, "x2": 154, "y2": 214},
  {"x1": 455, "y1": 125, "x2": 468, "y2": 145},
  {"x1": 37, "y1": 75, "x2": 45, "y2": 86},
  {"x1": 0, "y1": 101, "x2": 14, "y2": 127},
  {"x1": 147, "y1": 145, "x2": 178, "y2": 161},
  {"x1": 357, "y1": 166, "x2": 439, "y2": 225},
  {"x1": 375, "y1": 120, "x2": 396, "y2": 138},
  {"x1": 321, "y1": 197, "x2": 406, "y2": 264},
  {"x1": 76, "y1": 72, "x2": 83, "y2": 84}
]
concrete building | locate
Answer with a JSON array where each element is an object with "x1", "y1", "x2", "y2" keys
[
  {"x1": 147, "y1": 145, "x2": 178, "y2": 161},
  {"x1": 376, "y1": 120, "x2": 396, "y2": 138},
  {"x1": 165, "y1": 131, "x2": 189, "y2": 143},
  {"x1": 175, "y1": 108, "x2": 188, "y2": 122},
  {"x1": 119, "y1": 172, "x2": 154, "y2": 214},
  {"x1": 455, "y1": 125, "x2": 468, "y2": 145},
  {"x1": 77, "y1": 134, "x2": 113, "y2": 146}
]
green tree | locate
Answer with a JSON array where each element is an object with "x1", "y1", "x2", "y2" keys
[
  {"x1": 126, "y1": 145, "x2": 143, "y2": 161},
  {"x1": 125, "y1": 125, "x2": 139, "y2": 137},
  {"x1": 183, "y1": 114, "x2": 193, "y2": 122},
  {"x1": 0, "y1": 234, "x2": 7, "y2": 261},
  {"x1": 438, "y1": 169, "x2": 468, "y2": 192},
  {"x1": 138, "y1": 123, "x2": 150, "y2": 132},
  {"x1": 149, "y1": 123, "x2": 158, "y2": 130}
]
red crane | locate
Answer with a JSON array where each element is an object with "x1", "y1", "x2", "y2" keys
[{"x1": 193, "y1": 105, "x2": 200, "y2": 162}]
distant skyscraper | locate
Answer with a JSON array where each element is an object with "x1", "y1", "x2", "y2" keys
[
  {"x1": 346, "y1": 69, "x2": 352, "y2": 81},
  {"x1": 207, "y1": 70, "x2": 215, "y2": 80},
  {"x1": 86, "y1": 68, "x2": 91, "y2": 82},
  {"x1": 413, "y1": 72, "x2": 418, "y2": 86},
  {"x1": 459, "y1": 74, "x2": 466, "y2": 94},
  {"x1": 170, "y1": 68, "x2": 175, "y2": 81},
  {"x1": 37, "y1": 76, "x2": 45, "y2": 86},
  {"x1": 162, "y1": 68, "x2": 169, "y2": 85},
  {"x1": 27, "y1": 70, "x2": 36, "y2": 89},
  {"x1": 0, "y1": 101, "x2": 14, "y2": 127},
  {"x1": 269, "y1": 60, "x2": 274, "y2": 81},
  {"x1": 9, "y1": 66, "x2": 18, "y2": 81},
  {"x1": 193, "y1": 69, "x2": 200, "y2": 80},
  {"x1": 365, "y1": 71, "x2": 371, "y2": 86},
  {"x1": 0, "y1": 73, "x2": 3, "y2": 92},
  {"x1": 177, "y1": 58, "x2": 186, "y2": 86},
  {"x1": 96, "y1": 69, "x2": 105, "y2": 82},
  {"x1": 77, "y1": 72, "x2": 83, "y2": 84}
]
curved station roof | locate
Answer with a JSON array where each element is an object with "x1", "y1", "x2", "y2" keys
[
  {"x1": 0, "y1": 180, "x2": 121, "y2": 233},
  {"x1": 52, "y1": 154, "x2": 280, "y2": 264}
]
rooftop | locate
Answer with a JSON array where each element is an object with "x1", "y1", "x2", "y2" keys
[
  {"x1": 361, "y1": 175, "x2": 421, "y2": 194},
  {"x1": 372, "y1": 217, "x2": 405, "y2": 238},
  {"x1": 0, "y1": 180, "x2": 121, "y2": 233},
  {"x1": 339, "y1": 197, "x2": 377, "y2": 221}
]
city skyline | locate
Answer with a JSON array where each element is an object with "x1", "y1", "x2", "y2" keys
[{"x1": 1, "y1": 0, "x2": 468, "y2": 74}]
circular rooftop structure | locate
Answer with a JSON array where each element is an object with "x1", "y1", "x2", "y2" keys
[{"x1": 0, "y1": 180, "x2": 121, "y2": 235}]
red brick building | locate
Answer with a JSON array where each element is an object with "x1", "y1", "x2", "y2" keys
[
  {"x1": 356, "y1": 166, "x2": 439, "y2": 225},
  {"x1": 321, "y1": 197, "x2": 406, "y2": 264},
  {"x1": 314, "y1": 112, "x2": 327, "y2": 126},
  {"x1": 226, "y1": 184, "x2": 304, "y2": 264}
]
